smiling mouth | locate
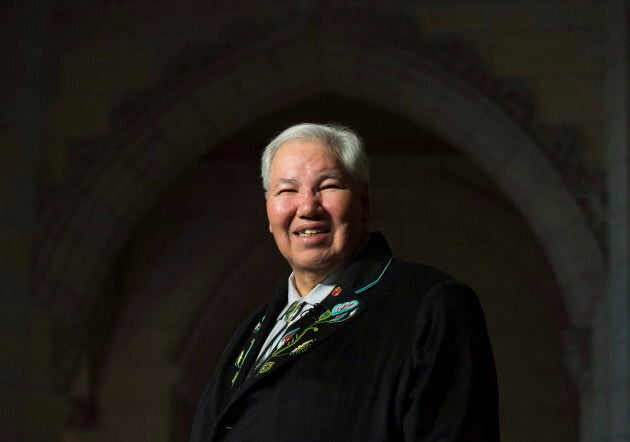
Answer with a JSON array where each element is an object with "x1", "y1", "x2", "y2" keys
[{"x1": 296, "y1": 229, "x2": 329, "y2": 237}]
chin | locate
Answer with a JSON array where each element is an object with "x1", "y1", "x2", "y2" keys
[{"x1": 292, "y1": 254, "x2": 337, "y2": 274}]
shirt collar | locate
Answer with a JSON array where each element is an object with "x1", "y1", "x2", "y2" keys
[{"x1": 287, "y1": 271, "x2": 339, "y2": 305}]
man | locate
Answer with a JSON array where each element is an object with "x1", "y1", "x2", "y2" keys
[{"x1": 190, "y1": 123, "x2": 500, "y2": 441}]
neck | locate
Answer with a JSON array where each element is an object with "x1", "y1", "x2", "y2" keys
[{"x1": 293, "y1": 272, "x2": 327, "y2": 297}]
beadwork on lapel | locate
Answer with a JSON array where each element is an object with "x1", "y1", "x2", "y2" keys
[
  {"x1": 318, "y1": 310, "x2": 332, "y2": 321},
  {"x1": 327, "y1": 308, "x2": 358, "y2": 323},
  {"x1": 289, "y1": 339, "x2": 314, "y2": 355},
  {"x1": 234, "y1": 349, "x2": 245, "y2": 368},
  {"x1": 230, "y1": 314, "x2": 266, "y2": 388},
  {"x1": 253, "y1": 300, "x2": 362, "y2": 380},
  {"x1": 279, "y1": 328, "x2": 300, "y2": 348},
  {"x1": 259, "y1": 361, "x2": 275, "y2": 374},
  {"x1": 331, "y1": 300, "x2": 359, "y2": 316},
  {"x1": 230, "y1": 338, "x2": 255, "y2": 387},
  {"x1": 254, "y1": 316, "x2": 265, "y2": 333}
]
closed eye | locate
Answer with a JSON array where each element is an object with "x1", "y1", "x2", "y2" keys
[
  {"x1": 321, "y1": 183, "x2": 343, "y2": 190},
  {"x1": 277, "y1": 188, "x2": 297, "y2": 195}
]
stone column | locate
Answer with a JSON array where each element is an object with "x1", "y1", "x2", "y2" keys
[
  {"x1": 0, "y1": 1, "x2": 65, "y2": 441},
  {"x1": 603, "y1": 0, "x2": 630, "y2": 441}
]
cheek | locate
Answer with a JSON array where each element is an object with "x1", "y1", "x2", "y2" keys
[
  {"x1": 267, "y1": 200, "x2": 293, "y2": 227},
  {"x1": 326, "y1": 195, "x2": 358, "y2": 222}
]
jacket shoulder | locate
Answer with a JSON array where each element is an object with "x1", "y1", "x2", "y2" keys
[
  {"x1": 386, "y1": 259, "x2": 468, "y2": 291},
  {"x1": 371, "y1": 259, "x2": 485, "y2": 322}
]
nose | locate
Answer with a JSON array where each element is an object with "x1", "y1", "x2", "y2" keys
[{"x1": 296, "y1": 189, "x2": 322, "y2": 219}]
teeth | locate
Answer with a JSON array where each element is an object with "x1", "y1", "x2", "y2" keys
[{"x1": 299, "y1": 230, "x2": 322, "y2": 236}]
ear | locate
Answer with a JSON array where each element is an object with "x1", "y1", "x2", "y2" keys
[{"x1": 269, "y1": 222, "x2": 273, "y2": 234}]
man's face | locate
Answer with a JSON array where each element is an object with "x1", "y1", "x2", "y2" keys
[{"x1": 266, "y1": 139, "x2": 369, "y2": 281}]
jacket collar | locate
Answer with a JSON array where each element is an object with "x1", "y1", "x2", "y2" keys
[{"x1": 338, "y1": 231, "x2": 393, "y2": 294}]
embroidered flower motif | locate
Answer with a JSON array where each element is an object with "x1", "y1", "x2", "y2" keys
[
  {"x1": 328, "y1": 308, "x2": 358, "y2": 322},
  {"x1": 279, "y1": 328, "x2": 300, "y2": 348},
  {"x1": 331, "y1": 300, "x2": 359, "y2": 316},
  {"x1": 268, "y1": 301, "x2": 361, "y2": 359}
]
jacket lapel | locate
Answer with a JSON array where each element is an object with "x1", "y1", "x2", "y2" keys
[
  {"x1": 226, "y1": 280, "x2": 288, "y2": 392},
  {"x1": 222, "y1": 282, "x2": 367, "y2": 415}
]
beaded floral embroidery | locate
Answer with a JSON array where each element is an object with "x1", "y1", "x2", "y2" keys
[
  {"x1": 263, "y1": 301, "x2": 360, "y2": 364},
  {"x1": 232, "y1": 300, "x2": 361, "y2": 383}
]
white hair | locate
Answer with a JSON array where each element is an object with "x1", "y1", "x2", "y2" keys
[{"x1": 261, "y1": 123, "x2": 370, "y2": 193}]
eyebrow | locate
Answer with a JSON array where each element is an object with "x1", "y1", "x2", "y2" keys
[
  {"x1": 317, "y1": 171, "x2": 343, "y2": 181},
  {"x1": 276, "y1": 178, "x2": 299, "y2": 186},
  {"x1": 272, "y1": 171, "x2": 344, "y2": 188}
]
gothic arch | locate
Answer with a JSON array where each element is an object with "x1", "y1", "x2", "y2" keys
[{"x1": 36, "y1": 35, "x2": 604, "y2": 322}]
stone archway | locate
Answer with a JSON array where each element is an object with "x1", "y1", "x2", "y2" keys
[{"x1": 37, "y1": 34, "x2": 604, "y2": 438}]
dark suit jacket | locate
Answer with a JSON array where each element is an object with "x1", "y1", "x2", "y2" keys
[{"x1": 190, "y1": 232, "x2": 499, "y2": 441}]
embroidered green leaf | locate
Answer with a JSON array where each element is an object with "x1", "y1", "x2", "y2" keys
[
  {"x1": 259, "y1": 361, "x2": 275, "y2": 374},
  {"x1": 234, "y1": 350, "x2": 245, "y2": 367},
  {"x1": 230, "y1": 370, "x2": 240, "y2": 387},
  {"x1": 290, "y1": 339, "x2": 314, "y2": 355},
  {"x1": 318, "y1": 310, "x2": 332, "y2": 321}
]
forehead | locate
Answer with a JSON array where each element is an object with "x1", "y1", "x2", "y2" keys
[{"x1": 270, "y1": 139, "x2": 341, "y2": 175}]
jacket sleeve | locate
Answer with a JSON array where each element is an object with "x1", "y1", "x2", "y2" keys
[{"x1": 403, "y1": 281, "x2": 500, "y2": 441}]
